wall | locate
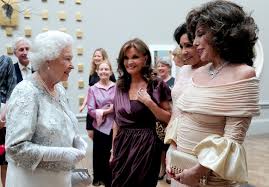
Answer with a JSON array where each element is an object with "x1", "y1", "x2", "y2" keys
[{"x1": 0, "y1": 0, "x2": 268, "y2": 134}]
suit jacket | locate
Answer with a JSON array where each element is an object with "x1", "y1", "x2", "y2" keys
[{"x1": 14, "y1": 62, "x2": 34, "y2": 84}]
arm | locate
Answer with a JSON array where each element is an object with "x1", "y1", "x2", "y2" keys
[
  {"x1": 176, "y1": 117, "x2": 252, "y2": 185},
  {"x1": 6, "y1": 84, "x2": 85, "y2": 170},
  {"x1": 79, "y1": 94, "x2": 88, "y2": 113},
  {"x1": 137, "y1": 89, "x2": 171, "y2": 123},
  {"x1": 109, "y1": 121, "x2": 118, "y2": 163}
]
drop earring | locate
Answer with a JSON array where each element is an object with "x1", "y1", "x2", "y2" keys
[{"x1": 47, "y1": 66, "x2": 50, "y2": 70}]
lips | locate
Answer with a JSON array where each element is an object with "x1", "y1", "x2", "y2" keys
[
  {"x1": 196, "y1": 48, "x2": 204, "y2": 57},
  {"x1": 183, "y1": 57, "x2": 192, "y2": 62}
]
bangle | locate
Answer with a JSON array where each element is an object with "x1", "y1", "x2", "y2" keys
[{"x1": 0, "y1": 118, "x2": 5, "y2": 123}]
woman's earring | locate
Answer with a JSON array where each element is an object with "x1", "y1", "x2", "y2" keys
[{"x1": 47, "y1": 66, "x2": 50, "y2": 70}]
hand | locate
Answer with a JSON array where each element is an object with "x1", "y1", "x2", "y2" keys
[
  {"x1": 73, "y1": 136, "x2": 88, "y2": 153},
  {"x1": 173, "y1": 164, "x2": 209, "y2": 186},
  {"x1": 87, "y1": 130, "x2": 94, "y2": 140},
  {"x1": 42, "y1": 147, "x2": 86, "y2": 164},
  {"x1": 104, "y1": 104, "x2": 114, "y2": 115},
  {"x1": 0, "y1": 119, "x2": 5, "y2": 129},
  {"x1": 109, "y1": 150, "x2": 114, "y2": 163},
  {"x1": 137, "y1": 88, "x2": 152, "y2": 106},
  {"x1": 79, "y1": 105, "x2": 85, "y2": 113}
]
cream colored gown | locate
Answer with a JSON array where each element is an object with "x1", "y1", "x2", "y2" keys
[{"x1": 166, "y1": 77, "x2": 260, "y2": 187}]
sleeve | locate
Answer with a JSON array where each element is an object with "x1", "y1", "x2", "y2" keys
[
  {"x1": 87, "y1": 87, "x2": 108, "y2": 126},
  {"x1": 6, "y1": 57, "x2": 16, "y2": 101},
  {"x1": 151, "y1": 79, "x2": 172, "y2": 105},
  {"x1": 193, "y1": 117, "x2": 251, "y2": 183},
  {"x1": 164, "y1": 117, "x2": 179, "y2": 144},
  {"x1": 5, "y1": 83, "x2": 43, "y2": 170}
]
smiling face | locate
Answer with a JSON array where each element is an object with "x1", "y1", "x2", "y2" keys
[
  {"x1": 97, "y1": 62, "x2": 112, "y2": 81},
  {"x1": 179, "y1": 34, "x2": 201, "y2": 66},
  {"x1": 157, "y1": 62, "x2": 170, "y2": 79},
  {"x1": 193, "y1": 25, "x2": 218, "y2": 62},
  {"x1": 123, "y1": 47, "x2": 146, "y2": 76},
  {"x1": 48, "y1": 45, "x2": 74, "y2": 82},
  {"x1": 93, "y1": 50, "x2": 104, "y2": 66}
]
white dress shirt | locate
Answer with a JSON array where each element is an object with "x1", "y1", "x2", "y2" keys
[{"x1": 18, "y1": 62, "x2": 32, "y2": 80}]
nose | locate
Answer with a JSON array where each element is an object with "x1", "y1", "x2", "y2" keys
[
  {"x1": 193, "y1": 37, "x2": 199, "y2": 47},
  {"x1": 182, "y1": 48, "x2": 188, "y2": 55}
]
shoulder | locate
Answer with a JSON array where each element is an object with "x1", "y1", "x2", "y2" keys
[
  {"x1": 0, "y1": 55, "x2": 12, "y2": 64},
  {"x1": 232, "y1": 64, "x2": 256, "y2": 80},
  {"x1": 10, "y1": 80, "x2": 38, "y2": 100}
]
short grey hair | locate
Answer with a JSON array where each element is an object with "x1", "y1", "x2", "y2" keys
[
  {"x1": 29, "y1": 30, "x2": 73, "y2": 71},
  {"x1": 13, "y1": 37, "x2": 32, "y2": 52}
]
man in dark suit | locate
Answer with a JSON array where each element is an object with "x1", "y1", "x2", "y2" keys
[
  {"x1": 0, "y1": 55, "x2": 16, "y2": 187},
  {"x1": 13, "y1": 37, "x2": 32, "y2": 83}
]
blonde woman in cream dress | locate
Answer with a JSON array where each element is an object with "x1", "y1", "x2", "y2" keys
[{"x1": 167, "y1": 1, "x2": 260, "y2": 187}]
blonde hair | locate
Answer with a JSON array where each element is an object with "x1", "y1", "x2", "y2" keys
[
  {"x1": 90, "y1": 48, "x2": 109, "y2": 75},
  {"x1": 172, "y1": 46, "x2": 181, "y2": 58},
  {"x1": 96, "y1": 60, "x2": 113, "y2": 72}
]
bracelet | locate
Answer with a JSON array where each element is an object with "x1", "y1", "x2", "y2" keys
[{"x1": 0, "y1": 118, "x2": 6, "y2": 123}]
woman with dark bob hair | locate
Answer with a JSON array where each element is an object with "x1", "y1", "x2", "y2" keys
[
  {"x1": 110, "y1": 38, "x2": 171, "y2": 187},
  {"x1": 169, "y1": 1, "x2": 260, "y2": 187}
]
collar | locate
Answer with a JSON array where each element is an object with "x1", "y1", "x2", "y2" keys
[
  {"x1": 95, "y1": 81, "x2": 115, "y2": 90},
  {"x1": 18, "y1": 62, "x2": 31, "y2": 71}
]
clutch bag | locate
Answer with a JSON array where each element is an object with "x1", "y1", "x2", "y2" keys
[{"x1": 170, "y1": 150, "x2": 208, "y2": 185}]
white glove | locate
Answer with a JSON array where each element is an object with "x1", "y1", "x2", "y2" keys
[
  {"x1": 42, "y1": 147, "x2": 85, "y2": 164},
  {"x1": 73, "y1": 135, "x2": 88, "y2": 153}
]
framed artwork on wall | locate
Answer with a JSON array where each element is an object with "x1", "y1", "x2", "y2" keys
[{"x1": 0, "y1": 0, "x2": 19, "y2": 26}]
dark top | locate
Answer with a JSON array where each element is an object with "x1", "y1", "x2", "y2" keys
[
  {"x1": 111, "y1": 79, "x2": 171, "y2": 187},
  {"x1": 14, "y1": 62, "x2": 35, "y2": 84},
  {"x1": 165, "y1": 76, "x2": 175, "y2": 89},
  {"x1": 0, "y1": 55, "x2": 16, "y2": 105},
  {"x1": 88, "y1": 72, "x2": 116, "y2": 86}
]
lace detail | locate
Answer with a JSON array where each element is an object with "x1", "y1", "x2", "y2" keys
[{"x1": 6, "y1": 78, "x2": 79, "y2": 171}]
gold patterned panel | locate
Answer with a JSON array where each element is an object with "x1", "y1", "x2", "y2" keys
[
  {"x1": 75, "y1": 0, "x2": 81, "y2": 5},
  {"x1": 5, "y1": 27, "x2": 13, "y2": 36},
  {"x1": 24, "y1": 9, "x2": 31, "y2": 19},
  {"x1": 78, "y1": 80, "x2": 84, "y2": 88},
  {"x1": 6, "y1": 46, "x2": 13, "y2": 55},
  {"x1": 0, "y1": 0, "x2": 19, "y2": 26},
  {"x1": 78, "y1": 63, "x2": 84, "y2": 72},
  {"x1": 75, "y1": 12, "x2": 82, "y2": 21},
  {"x1": 76, "y1": 29, "x2": 83, "y2": 38},
  {"x1": 62, "y1": 81, "x2": 68, "y2": 89},
  {"x1": 24, "y1": 27, "x2": 32, "y2": 37},
  {"x1": 78, "y1": 96, "x2": 84, "y2": 105},
  {"x1": 58, "y1": 11, "x2": 66, "y2": 21},
  {"x1": 77, "y1": 47, "x2": 84, "y2": 56},
  {"x1": 41, "y1": 10, "x2": 48, "y2": 20},
  {"x1": 59, "y1": 28, "x2": 67, "y2": 33},
  {"x1": 42, "y1": 27, "x2": 49, "y2": 32}
]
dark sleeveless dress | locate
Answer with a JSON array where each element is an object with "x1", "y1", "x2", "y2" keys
[{"x1": 111, "y1": 80, "x2": 171, "y2": 187}]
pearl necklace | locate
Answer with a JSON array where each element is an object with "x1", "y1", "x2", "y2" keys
[
  {"x1": 35, "y1": 73, "x2": 57, "y2": 97},
  {"x1": 208, "y1": 62, "x2": 228, "y2": 79}
]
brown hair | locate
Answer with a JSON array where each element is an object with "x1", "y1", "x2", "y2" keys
[{"x1": 90, "y1": 48, "x2": 109, "y2": 75}]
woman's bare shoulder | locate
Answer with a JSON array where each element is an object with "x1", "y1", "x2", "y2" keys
[{"x1": 233, "y1": 64, "x2": 256, "y2": 80}]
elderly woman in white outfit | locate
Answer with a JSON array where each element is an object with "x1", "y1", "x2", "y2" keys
[{"x1": 5, "y1": 30, "x2": 87, "y2": 187}]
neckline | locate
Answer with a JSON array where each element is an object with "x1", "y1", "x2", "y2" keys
[{"x1": 191, "y1": 77, "x2": 258, "y2": 88}]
